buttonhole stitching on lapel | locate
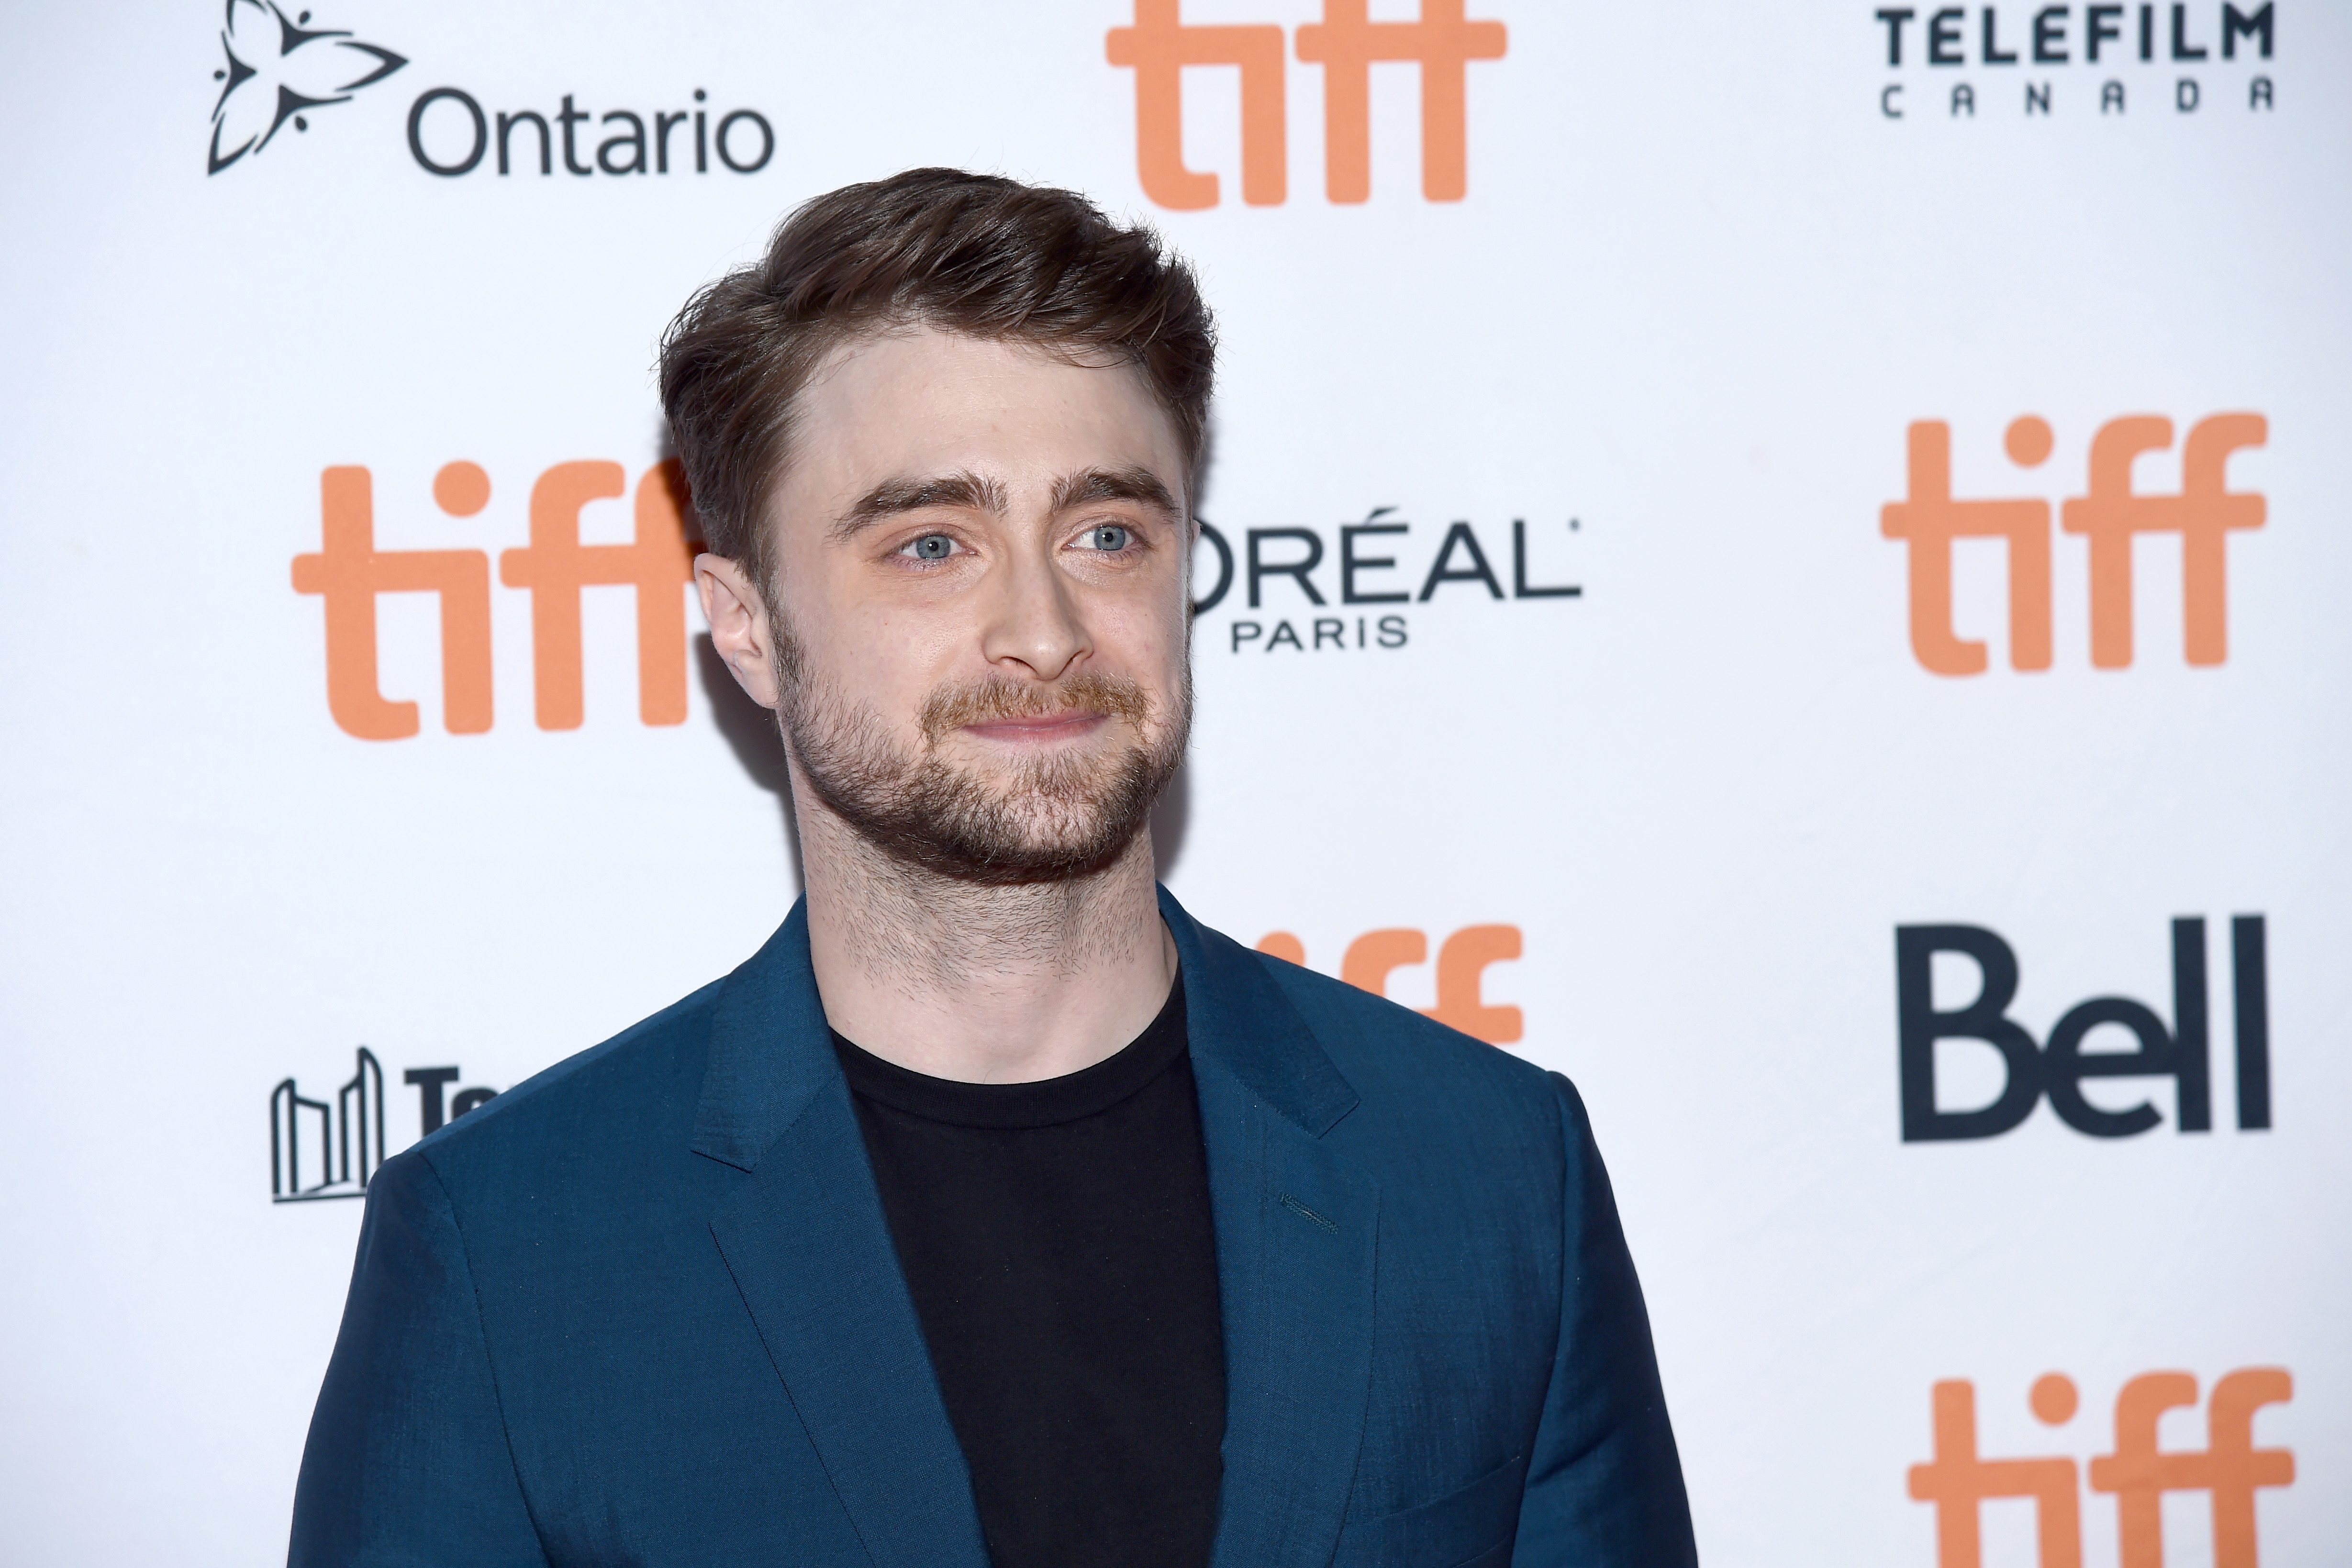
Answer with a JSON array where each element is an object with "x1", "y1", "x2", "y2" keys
[{"x1": 1278, "y1": 1193, "x2": 1338, "y2": 1233}]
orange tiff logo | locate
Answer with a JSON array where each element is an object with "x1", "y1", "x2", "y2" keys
[
  {"x1": 1256, "y1": 924, "x2": 1521, "y2": 1043},
  {"x1": 1105, "y1": 0, "x2": 1507, "y2": 209},
  {"x1": 290, "y1": 460, "x2": 693, "y2": 739},
  {"x1": 1881, "y1": 414, "x2": 2266, "y2": 674},
  {"x1": 1910, "y1": 1368, "x2": 2294, "y2": 1567}
]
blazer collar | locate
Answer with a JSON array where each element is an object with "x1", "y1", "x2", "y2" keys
[
  {"x1": 1157, "y1": 889, "x2": 1364, "y2": 1133},
  {"x1": 694, "y1": 899, "x2": 987, "y2": 1568},
  {"x1": 1159, "y1": 888, "x2": 1380, "y2": 1568},
  {"x1": 1159, "y1": 884, "x2": 1360, "y2": 1137},
  {"x1": 691, "y1": 889, "x2": 1379, "y2": 1568},
  {"x1": 691, "y1": 888, "x2": 1364, "y2": 1168},
  {"x1": 688, "y1": 900, "x2": 835, "y2": 1171}
]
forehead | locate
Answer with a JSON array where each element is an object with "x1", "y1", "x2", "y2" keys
[{"x1": 786, "y1": 328, "x2": 1184, "y2": 500}]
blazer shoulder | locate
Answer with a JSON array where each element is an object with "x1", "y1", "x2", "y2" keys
[
  {"x1": 1234, "y1": 938, "x2": 1574, "y2": 1212},
  {"x1": 406, "y1": 975, "x2": 726, "y2": 1179}
]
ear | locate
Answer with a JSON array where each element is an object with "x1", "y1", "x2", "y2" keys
[{"x1": 696, "y1": 553, "x2": 784, "y2": 711}]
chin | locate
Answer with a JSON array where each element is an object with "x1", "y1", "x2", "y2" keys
[
  {"x1": 921, "y1": 789, "x2": 1156, "y2": 885},
  {"x1": 786, "y1": 680, "x2": 1182, "y2": 886}
]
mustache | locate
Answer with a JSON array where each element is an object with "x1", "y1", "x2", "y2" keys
[{"x1": 918, "y1": 671, "x2": 1153, "y2": 742}]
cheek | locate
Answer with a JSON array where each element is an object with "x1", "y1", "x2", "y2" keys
[
  {"x1": 824, "y1": 593, "x2": 988, "y2": 720},
  {"x1": 774, "y1": 571, "x2": 885, "y2": 691},
  {"x1": 1096, "y1": 596, "x2": 1191, "y2": 687}
]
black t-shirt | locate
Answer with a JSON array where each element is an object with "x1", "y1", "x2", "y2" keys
[{"x1": 832, "y1": 976, "x2": 1225, "y2": 1568}]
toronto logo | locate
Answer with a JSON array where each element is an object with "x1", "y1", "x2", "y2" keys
[
  {"x1": 270, "y1": 1046, "x2": 500, "y2": 1201},
  {"x1": 208, "y1": 0, "x2": 406, "y2": 175}
]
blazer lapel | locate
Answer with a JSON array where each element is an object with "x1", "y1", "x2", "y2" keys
[
  {"x1": 1163, "y1": 890, "x2": 1381, "y2": 1568},
  {"x1": 693, "y1": 903, "x2": 990, "y2": 1568},
  {"x1": 688, "y1": 892, "x2": 1379, "y2": 1568}
]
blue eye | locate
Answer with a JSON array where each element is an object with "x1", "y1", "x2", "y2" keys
[
  {"x1": 1084, "y1": 524, "x2": 1132, "y2": 551},
  {"x1": 908, "y1": 534, "x2": 955, "y2": 560}
]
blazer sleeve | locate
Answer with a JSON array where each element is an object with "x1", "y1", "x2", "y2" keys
[
  {"x1": 1511, "y1": 1073, "x2": 1698, "y2": 1566},
  {"x1": 288, "y1": 1148, "x2": 547, "y2": 1567}
]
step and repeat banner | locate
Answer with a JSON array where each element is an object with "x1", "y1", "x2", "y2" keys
[{"x1": 2, "y1": 2, "x2": 2344, "y2": 1562}]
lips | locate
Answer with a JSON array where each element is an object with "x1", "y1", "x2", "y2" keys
[
  {"x1": 918, "y1": 671, "x2": 1154, "y2": 742},
  {"x1": 960, "y1": 711, "x2": 1108, "y2": 741}
]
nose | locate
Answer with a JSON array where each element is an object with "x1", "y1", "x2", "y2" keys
[{"x1": 978, "y1": 534, "x2": 1091, "y2": 683}]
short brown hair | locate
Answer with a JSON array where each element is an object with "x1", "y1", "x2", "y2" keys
[{"x1": 658, "y1": 167, "x2": 1215, "y2": 590}]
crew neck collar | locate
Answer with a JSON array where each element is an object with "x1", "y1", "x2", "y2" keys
[{"x1": 830, "y1": 971, "x2": 1187, "y2": 1130}]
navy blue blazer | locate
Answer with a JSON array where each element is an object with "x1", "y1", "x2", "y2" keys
[{"x1": 291, "y1": 890, "x2": 1694, "y2": 1567}]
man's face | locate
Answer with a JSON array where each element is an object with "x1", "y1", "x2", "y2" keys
[{"x1": 705, "y1": 327, "x2": 1193, "y2": 883}]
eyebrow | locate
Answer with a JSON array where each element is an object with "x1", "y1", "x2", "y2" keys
[
  {"x1": 831, "y1": 471, "x2": 1009, "y2": 542},
  {"x1": 1050, "y1": 465, "x2": 1180, "y2": 518},
  {"x1": 830, "y1": 465, "x2": 1180, "y2": 543}
]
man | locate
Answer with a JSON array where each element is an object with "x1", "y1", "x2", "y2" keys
[{"x1": 290, "y1": 168, "x2": 1694, "y2": 1568}]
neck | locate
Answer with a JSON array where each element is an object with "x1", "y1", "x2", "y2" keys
[{"x1": 791, "y1": 776, "x2": 1177, "y2": 1084}]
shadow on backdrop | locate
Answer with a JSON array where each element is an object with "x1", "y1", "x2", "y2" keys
[
  {"x1": 694, "y1": 632, "x2": 804, "y2": 892},
  {"x1": 1150, "y1": 759, "x2": 1191, "y2": 882}
]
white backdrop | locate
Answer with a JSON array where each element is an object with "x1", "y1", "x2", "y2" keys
[{"x1": 2, "y1": 2, "x2": 2346, "y2": 1563}]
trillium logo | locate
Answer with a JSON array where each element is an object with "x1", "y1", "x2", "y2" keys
[{"x1": 207, "y1": 0, "x2": 405, "y2": 175}]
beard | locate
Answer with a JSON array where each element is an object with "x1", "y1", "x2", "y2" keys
[{"x1": 771, "y1": 623, "x2": 1189, "y2": 886}]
